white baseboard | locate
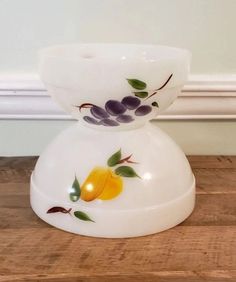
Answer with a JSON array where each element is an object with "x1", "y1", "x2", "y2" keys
[{"x1": 0, "y1": 74, "x2": 235, "y2": 120}]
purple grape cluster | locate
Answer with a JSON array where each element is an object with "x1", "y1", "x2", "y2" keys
[
  {"x1": 79, "y1": 75, "x2": 174, "y2": 127},
  {"x1": 82, "y1": 95, "x2": 153, "y2": 127}
]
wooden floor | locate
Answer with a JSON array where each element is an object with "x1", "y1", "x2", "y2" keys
[{"x1": 0, "y1": 156, "x2": 235, "y2": 282}]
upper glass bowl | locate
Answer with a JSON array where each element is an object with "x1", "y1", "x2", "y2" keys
[{"x1": 39, "y1": 44, "x2": 191, "y2": 129}]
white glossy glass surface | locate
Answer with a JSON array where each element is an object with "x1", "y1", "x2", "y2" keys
[{"x1": 31, "y1": 44, "x2": 195, "y2": 237}]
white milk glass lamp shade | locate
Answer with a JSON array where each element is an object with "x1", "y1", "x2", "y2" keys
[{"x1": 30, "y1": 44, "x2": 195, "y2": 238}]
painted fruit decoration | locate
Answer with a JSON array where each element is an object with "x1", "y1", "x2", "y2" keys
[
  {"x1": 46, "y1": 149, "x2": 140, "y2": 223},
  {"x1": 76, "y1": 74, "x2": 173, "y2": 127},
  {"x1": 80, "y1": 167, "x2": 123, "y2": 201}
]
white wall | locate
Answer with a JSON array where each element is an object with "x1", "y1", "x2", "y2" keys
[
  {"x1": 0, "y1": 120, "x2": 236, "y2": 156},
  {"x1": 0, "y1": 0, "x2": 235, "y2": 74}
]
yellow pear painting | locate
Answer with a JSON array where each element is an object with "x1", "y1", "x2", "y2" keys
[{"x1": 47, "y1": 149, "x2": 140, "y2": 223}]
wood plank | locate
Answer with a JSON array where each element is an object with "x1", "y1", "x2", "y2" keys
[
  {"x1": 0, "y1": 157, "x2": 38, "y2": 170},
  {"x1": 195, "y1": 169, "x2": 236, "y2": 194},
  {"x1": 0, "y1": 183, "x2": 28, "y2": 196},
  {"x1": 0, "y1": 227, "x2": 235, "y2": 280},
  {"x1": 1, "y1": 270, "x2": 236, "y2": 282},
  {"x1": 187, "y1": 156, "x2": 236, "y2": 169},
  {"x1": 0, "y1": 157, "x2": 36, "y2": 184},
  {"x1": 0, "y1": 169, "x2": 32, "y2": 184},
  {"x1": 181, "y1": 194, "x2": 236, "y2": 226}
]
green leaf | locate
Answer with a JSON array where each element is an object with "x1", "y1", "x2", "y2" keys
[
  {"x1": 74, "y1": 211, "x2": 95, "y2": 222},
  {"x1": 152, "y1": 101, "x2": 159, "y2": 108},
  {"x1": 127, "y1": 79, "x2": 146, "y2": 90},
  {"x1": 107, "y1": 149, "x2": 122, "y2": 167},
  {"x1": 115, "y1": 166, "x2": 140, "y2": 178},
  {"x1": 134, "y1": 91, "x2": 148, "y2": 98},
  {"x1": 69, "y1": 176, "x2": 81, "y2": 202}
]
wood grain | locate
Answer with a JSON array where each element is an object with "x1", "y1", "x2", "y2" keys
[
  {"x1": 0, "y1": 227, "x2": 236, "y2": 282},
  {"x1": 187, "y1": 156, "x2": 236, "y2": 169},
  {"x1": 0, "y1": 156, "x2": 236, "y2": 282}
]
